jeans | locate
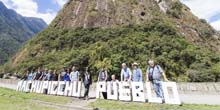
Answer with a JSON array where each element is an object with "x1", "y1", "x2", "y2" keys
[
  {"x1": 152, "y1": 80, "x2": 164, "y2": 99},
  {"x1": 84, "y1": 83, "x2": 90, "y2": 97}
]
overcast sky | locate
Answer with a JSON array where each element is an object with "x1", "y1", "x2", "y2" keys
[{"x1": 1, "y1": 0, "x2": 219, "y2": 30}]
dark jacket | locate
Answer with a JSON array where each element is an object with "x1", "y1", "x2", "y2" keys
[{"x1": 82, "y1": 72, "x2": 92, "y2": 85}]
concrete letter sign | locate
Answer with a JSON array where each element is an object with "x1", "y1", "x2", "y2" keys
[
  {"x1": 162, "y1": 82, "x2": 181, "y2": 105},
  {"x1": 49, "y1": 81, "x2": 58, "y2": 95},
  {"x1": 107, "y1": 81, "x2": 118, "y2": 100},
  {"x1": 131, "y1": 82, "x2": 145, "y2": 102},
  {"x1": 64, "y1": 81, "x2": 73, "y2": 96},
  {"x1": 146, "y1": 82, "x2": 162, "y2": 103},
  {"x1": 57, "y1": 81, "x2": 66, "y2": 95},
  {"x1": 72, "y1": 81, "x2": 82, "y2": 97},
  {"x1": 96, "y1": 81, "x2": 107, "y2": 98},
  {"x1": 119, "y1": 82, "x2": 131, "y2": 101}
]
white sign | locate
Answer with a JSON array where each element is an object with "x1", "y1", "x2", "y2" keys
[
  {"x1": 17, "y1": 81, "x2": 82, "y2": 97},
  {"x1": 17, "y1": 80, "x2": 181, "y2": 105},
  {"x1": 131, "y1": 82, "x2": 145, "y2": 102},
  {"x1": 96, "y1": 81, "x2": 181, "y2": 104},
  {"x1": 119, "y1": 82, "x2": 131, "y2": 101},
  {"x1": 162, "y1": 82, "x2": 181, "y2": 105},
  {"x1": 107, "y1": 81, "x2": 118, "y2": 100},
  {"x1": 96, "y1": 81, "x2": 107, "y2": 98},
  {"x1": 146, "y1": 82, "x2": 163, "y2": 103}
]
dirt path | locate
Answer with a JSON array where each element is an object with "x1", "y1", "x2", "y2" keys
[{"x1": 32, "y1": 99, "x2": 96, "y2": 110}]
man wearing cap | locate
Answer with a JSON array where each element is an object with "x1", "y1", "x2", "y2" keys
[
  {"x1": 120, "y1": 63, "x2": 132, "y2": 82},
  {"x1": 146, "y1": 60, "x2": 169, "y2": 100},
  {"x1": 132, "y1": 62, "x2": 143, "y2": 82}
]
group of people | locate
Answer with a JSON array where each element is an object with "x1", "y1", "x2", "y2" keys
[
  {"x1": 98, "y1": 60, "x2": 169, "y2": 100},
  {"x1": 21, "y1": 59, "x2": 169, "y2": 101},
  {"x1": 21, "y1": 66, "x2": 92, "y2": 100}
]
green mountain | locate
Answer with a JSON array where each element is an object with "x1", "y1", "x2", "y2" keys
[
  {"x1": 0, "y1": 1, "x2": 47, "y2": 64},
  {"x1": 2, "y1": 0, "x2": 220, "y2": 82}
]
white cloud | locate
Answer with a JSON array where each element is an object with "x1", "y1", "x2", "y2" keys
[
  {"x1": 53, "y1": 0, "x2": 68, "y2": 7},
  {"x1": 211, "y1": 20, "x2": 220, "y2": 30},
  {"x1": 180, "y1": 0, "x2": 220, "y2": 30},
  {"x1": 1, "y1": 0, "x2": 59, "y2": 24}
]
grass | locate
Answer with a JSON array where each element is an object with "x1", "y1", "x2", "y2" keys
[
  {"x1": 89, "y1": 99, "x2": 220, "y2": 110},
  {"x1": 0, "y1": 87, "x2": 72, "y2": 110}
]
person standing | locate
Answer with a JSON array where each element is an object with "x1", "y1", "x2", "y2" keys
[
  {"x1": 33, "y1": 67, "x2": 42, "y2": 80},
  {"x1": 97, "y1": 67, "x2": 108, "y2": 99},
  {"x1": 82, "y1": 67, "x2": 92, "y2": 100},
  {"x1": 63, "y1": 68, "x2": 71, "y2": 81},
  {"x1": 27, "y1": 70, "x2": 34, "y2": 81},
  {"x1": 110, "y1": 74, "x2": 119, "y2": 95},
  {"x1": 120, "y1": 63, "x2": 132, "y2": 82},
  {"x1": 70, "y1": 66, "x2": 80, "y2": 82},
  {"x1": 45, "y1": 69, "x2": 53, "y2": 81},
  {"x1": 51, "y1": 70, "x2": 59, "y2": 81},
  {"x1": 39, "y1": 68, "x2": 48, "y2": 81},
  {"x1": 21, "y1": 70, "x2": 29, "y2": 80},
  {"x1": 98, "y1": 67, "x2": 108, "y2": 82},
  {"x1": 146, "y1": 60, "x2": 169, "y2": 101},
  {"x1": 60, "y1": 66, "x2": 67, "y2": 81},
  {"x1": 132, "y1": 62, "x2": 143, "y2": 82}
]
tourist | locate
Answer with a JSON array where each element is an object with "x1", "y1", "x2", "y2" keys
[
  {"x1": 70, "y1": 66, "x2": 80, "y2": 82},
  {"x1": 39, "y1": 68, "x2": 48, "y2": 81},
  {"x1": 97, "y1": 67, "x2": 108, "y2": 99},
  {"x1": 63, "y1": 68, "x2": 71, "y2": 81},
  {"x1": 33, "y1": 67, "x2": 42, "y2": 80},
  {"x1": 98, "y1": 67, "x2": 108, "y2": 82},
  {"x1": 132, "y1": 62, "x2": 143, "y2": 82},
  {"x1": 110, "y1": 74, "x2": 119, "y2": 95},
  {"x1": 21, "y1": 70, "x2": 29, "y2": 80},
  {"x1": 120, "y1": 63, "x2": 132, "y2": 82},
  {"x1": 60, "y1": 66, "x2": 66, "y2": 81},
  {"x1": 82, "y1": 67, "x2": 92, "y2": 100},
  {"x1": 27, "y1": 70, "x2": 34, "y2": 81},
  {"x1": 51, "y1": 70, "x2": 59, "y2": 81},
  {"x1": 45, "y1": 69, "x2": 53, "y2": 81},
  {"x1": 146, "y1": 60, "x2": 169, "y2": 101}
]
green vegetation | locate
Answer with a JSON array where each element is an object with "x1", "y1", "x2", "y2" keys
[
  {"x1": 0, "y1": 87, "x2": 72, "y2": 110},
  {"x1": 89, "y1": 99, "x2": 220, "y2": 110},
  {"x1": 3, "y1": 18, "x2": 220, "y2": 82},
  {"x1": 167, "y1": 1, "x2": 183, "y2": 18}
]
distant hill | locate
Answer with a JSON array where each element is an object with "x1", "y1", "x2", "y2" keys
[
  {"x1": 0, "y1": 1, "x2": 47, "y2": 64},
  {"x1": 2, "y1": 0, "x2": 220, "y2": 82}
]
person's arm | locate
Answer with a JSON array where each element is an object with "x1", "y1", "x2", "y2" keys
[
  {"x1": 120, "y1": 69, "x2": 123, "y2": 81},
  {"x1": 58, "y1": 73, "x2": 61, "y2": 81},
  {"x1": 39, "y1": 73, "x2": 43, "y2": 81},
  {"x1": 146, "y1": 67, "x2": 149, "y2": 82},
  {"x1": 162, "y1": 72, "x2": 169, "y2": 81},
  {"x1": 97, "y1": 72, "x2": 100, "y2": 82},
  {"x1": 32, "y1": 73, "x2": 36, "y2": 80},
  {"x1": 105, "y1": 71, "x2": 108, "y2": 81},
  {"x1": 70, "y1": 72, "x2": 73, "y2": 82},
  {"x1": 158, "y1": 66, "x2": 169, "y2": 81},
  {"x1": 139, "y1": 69, "x2": 143, "y2": 82},
  {"x1": 77, "y1": 71, "x2": 80, "y2": 81},
  {"x1": 128, "y1": 68, "x2": 132, "y2": 81}
]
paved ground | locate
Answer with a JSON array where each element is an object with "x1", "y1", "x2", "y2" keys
[
  {"x1": 180, "y1": 94, "x2": 220, "y2": 105},
  {"x1": 0, "y1": 80, "x2": 220, "y2": 106}
]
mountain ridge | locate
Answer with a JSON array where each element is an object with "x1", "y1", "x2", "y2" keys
[
  {"x1": 2, "y1": 0, "x2": 220, "y2": 82},
  {"x1": 0, "y1": 1, "x2": 47, "y2": 64}
]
